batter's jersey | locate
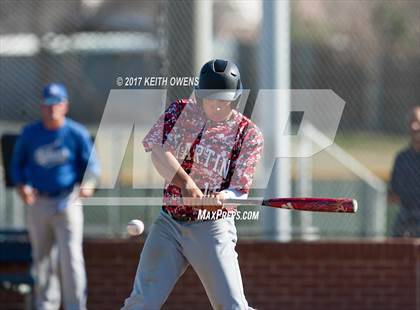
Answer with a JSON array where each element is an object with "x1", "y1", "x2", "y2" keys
[{"x1": 143, "y1": 99, "x2": 263, "y2": 220}]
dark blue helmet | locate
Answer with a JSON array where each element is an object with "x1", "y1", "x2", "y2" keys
[{"x1": 195, "y1": 59, "x2": 242, "y2": 103}]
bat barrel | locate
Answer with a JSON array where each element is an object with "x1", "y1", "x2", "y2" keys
[{"x1": 225, "y1": 197, "x2": 358, "y2": 213}]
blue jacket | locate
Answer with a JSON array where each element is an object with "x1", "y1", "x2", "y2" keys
[{"x1": 10, "y1": 118, "x2": 100, "y2": 194}]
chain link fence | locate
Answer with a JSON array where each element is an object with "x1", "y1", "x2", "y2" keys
[{"x1": 0, "y1": 0, "x2": 419, "y2": 239}]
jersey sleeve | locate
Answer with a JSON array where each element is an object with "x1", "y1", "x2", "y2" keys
[
  {"x1": 228, "y1": 126, "x2": 264, "y2": 194},
  {"x1": 142, "y1": 100, "x2": 185, "y2": 153},
  {"x1": 10, "y1": 127, "x2": 29, "y2": 186}
]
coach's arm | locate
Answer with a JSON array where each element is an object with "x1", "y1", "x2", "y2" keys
[{"x1": 10, "y1": 129, "x2": 37, "y2": 205}]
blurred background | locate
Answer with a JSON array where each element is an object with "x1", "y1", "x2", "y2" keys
[{"x1": 0, "y1": 0, "x2": 419, "y2": 240}]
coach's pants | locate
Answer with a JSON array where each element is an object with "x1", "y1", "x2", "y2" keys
[
  {"x1": 121, "y1": 210, "x2": 253, "y2": 310},
  {"x1": 27, "y1": 191, "x2": 87, "y2": 310}
]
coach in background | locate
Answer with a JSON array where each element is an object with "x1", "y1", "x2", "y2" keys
[
  {"x1": 389, "y1": 106, "x2": 420, "y2": 237},
  {"x1": 11, "y1": 83, "x2": 100, "y2": 310}
]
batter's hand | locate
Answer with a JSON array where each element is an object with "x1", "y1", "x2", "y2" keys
[
  {"x1": 180, "y1": 183, "x2": 225, "y2": 211},
  {"x1": 181, "y1": 183, "x2": 204, "y2": 206},
  {"x1": 17, "y1": 185, "x2": 37, "y2": 205},
  {"x1": 201, "y1": 192, "x2": 225, "y2": 212}
]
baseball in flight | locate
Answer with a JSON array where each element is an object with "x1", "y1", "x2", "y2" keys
[{"x1": 126, "y1": 219, "x2": 145, "y2": 236}]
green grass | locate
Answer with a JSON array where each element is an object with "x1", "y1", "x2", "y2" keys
[{"x1": 334, "y1": 132, "x2": 407, "y2": 150}]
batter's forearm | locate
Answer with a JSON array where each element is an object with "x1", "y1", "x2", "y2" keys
[{"x1": 151, "y1": 145, "x2": 195, "y2": 188}]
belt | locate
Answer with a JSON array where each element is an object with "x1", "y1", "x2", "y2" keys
[
  {"x1": 162, "y1": 207, "x2": 197, "y2": 222},
  {"x1": 36, "y1": 187, "x2": 74, "y2": 198}
]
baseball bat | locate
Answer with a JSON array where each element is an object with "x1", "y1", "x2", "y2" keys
[{"x1": 224, "y1": 197, "x2": 357, "y2": 213}]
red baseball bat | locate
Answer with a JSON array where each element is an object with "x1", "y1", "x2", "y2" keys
[{"x1": 224, "y1": 197, "x2": 357, "y2": 213}]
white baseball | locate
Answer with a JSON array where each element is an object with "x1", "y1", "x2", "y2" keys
[{"x1": 126, "y1": 219, "x2": 144, "y2": 236}]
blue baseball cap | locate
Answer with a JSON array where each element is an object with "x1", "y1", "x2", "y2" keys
[{"x1": 42, "y1": 83, "x2": 68, "y2": 105}]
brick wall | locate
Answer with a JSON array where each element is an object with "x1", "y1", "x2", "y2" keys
[
  {"x1": 1, "y1": 239, "x2": 419, "y2": 310},
  {"x1": 0, "y1": 261, "x2": 31, "y2": 310}
]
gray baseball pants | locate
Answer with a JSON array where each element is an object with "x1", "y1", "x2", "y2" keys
[
  {"x1": 122, "y1": 210, "x2": 252, "y2": 310},
  {"x1": 27, "y1": 190, "x2": 87, "y2": 310}
]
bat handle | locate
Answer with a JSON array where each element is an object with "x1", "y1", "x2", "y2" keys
[{"x1": 224, "y1": 198, "x2": 264, "y2": 206}]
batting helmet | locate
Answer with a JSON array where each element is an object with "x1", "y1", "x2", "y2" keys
[{"x1": 195, "y1": 59, "x2": 242, "y2": 105}]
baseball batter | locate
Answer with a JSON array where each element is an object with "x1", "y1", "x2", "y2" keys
[
  {"x1": 10, "y1": 83, "x2": 100, "y2": 310},
  {"x1": 122, "y1": 59, "x2": 264, "y2": 309}
]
